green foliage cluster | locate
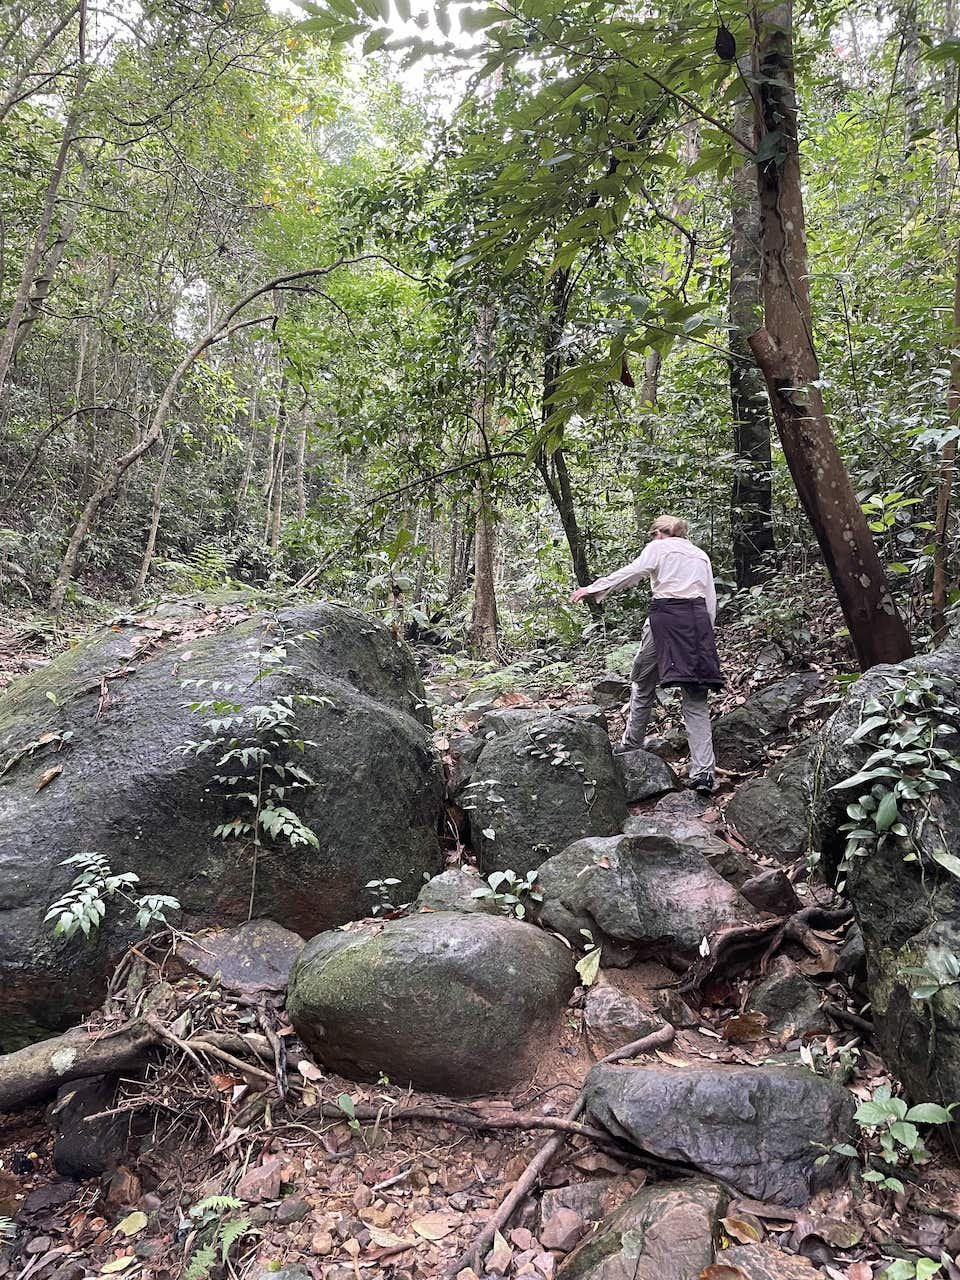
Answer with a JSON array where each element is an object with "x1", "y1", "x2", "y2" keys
[{"x1": 44, "y1": 852, "x2": 180, "y2": 940}]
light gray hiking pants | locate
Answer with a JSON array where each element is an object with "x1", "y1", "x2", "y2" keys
[{"x1": 623, "y1": 623, "x2": 716, "y2": 775}]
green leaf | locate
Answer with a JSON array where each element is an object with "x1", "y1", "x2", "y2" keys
[
  {"x1": 875, "y1": 790, "x2": 900, "y2": 831},
  {"x1": 889, "y1": 1121, "x2": 919, "y2": 1149},
  {"x1": 905, "y1": 1102, "x2": 953, "y2": 1124},
  {"x1": 930, "y1": 847, "x2": 960, "y2": 880},
  {"x1": 337, "y1": 1092, "x2": 356, "y2": 1120}
]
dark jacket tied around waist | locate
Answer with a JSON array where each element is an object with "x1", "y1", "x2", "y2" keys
[{"x1": 647, "y1": 598, "x2": 723, "y2": 689}]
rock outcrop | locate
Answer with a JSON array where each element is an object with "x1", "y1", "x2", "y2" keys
[
  {"x1": 535, "y1": 829, "x2": 755, "y2": 960},
  {"x1": 0, "y1": 597, "x2": 443, "y2": 1046},
  {"x1": 583, "y1": 1063, "x2": 854, "y2": 1205},
  {"x1": 813, "y1": 640, "x2": 960, "y2": 1104}
]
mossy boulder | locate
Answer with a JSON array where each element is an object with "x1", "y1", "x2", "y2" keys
[
  {"x1": 813, "y1": 639, "x2": 960, "y2": 1104},
  {"x1": 286, "y1": 911, "x2": 577, "y2": 1095},
  {"x1": 0, "y1": 597, "x2": 443, "y2": 1047},
  {"x1": 467, "y1": 712, "x2": 627, "y2": 876}
]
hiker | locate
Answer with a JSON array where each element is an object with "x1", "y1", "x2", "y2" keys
[{"x1": 570, "y1": 514, "x2": 722, "y2": 794}]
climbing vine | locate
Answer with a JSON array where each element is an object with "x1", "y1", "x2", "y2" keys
[{"x1": 830, "y1": 674, "x2": 960, "y2": 892}]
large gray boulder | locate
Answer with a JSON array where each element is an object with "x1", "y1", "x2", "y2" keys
[
  {"x1": 613, "y1": 748, "x2": 677, "y2": 803},
  {"x1": 813, "y1": 640, "x2": 960, "y2": 1105},
  {"x1": 725, "y1": 742, "x2": 815, "y2": 862},
  {"x1": 558, "y1": 1178, "x2": 727, "y2": 1280},
  {"x1": 467, "y1": 712, "x2": 627, "y2": 876},
  {"x1": 583, "y1": 1064, "x2": 855, "y2": 1205},
  {"x1": 286, "y1": 912, "x2": 577, "y2": 1095},
  {"x1": 0, "y1": 597, "x2": 443, "y2": 1047},
  {"x1": 535, "y1": 829, "x2": 755, "y2": 960}
]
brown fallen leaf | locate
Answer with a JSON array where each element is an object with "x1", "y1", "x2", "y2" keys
[
  {"x1": 700, "y1": 1267, "x2": 747, "y2": 1279},
  {"x1": 367, "y1": 1227, "x2": 410, "y2": 1248},
  {"x1": 721, "y1": 1213, "x2": 763, "y2": 1244},
  {"x1": 297, "y1": 1059, "x2": 324, "y2": 1082},
  {"x1": 411, "y1": 1211, "x2": 459, "y2": 1241},
  {"x1": 655, "y1": 1050, "x2": 690, "y2": 1067},
  {"x1": 722, "y1": 1012, "x2": 769, "y2": 1044},
  {"x1": 845, "y1": 1265, "x2": 873, "y2": 1280},
  {"x1": 36, "y1": 764, "x2": 62, "y2": 791}
]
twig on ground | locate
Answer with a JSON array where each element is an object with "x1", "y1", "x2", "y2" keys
[{"x1": 445, "y1": 1022, "x2": 675, "y2": 1278}]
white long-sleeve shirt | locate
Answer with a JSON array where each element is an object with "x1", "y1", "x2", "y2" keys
[{"x1": 586, "y1": 537, "x2": 717, "y2": 624}]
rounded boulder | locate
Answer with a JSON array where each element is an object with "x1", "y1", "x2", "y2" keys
[{"x1": 286, "y1": 911, "x2": 577, "y2": 1095}]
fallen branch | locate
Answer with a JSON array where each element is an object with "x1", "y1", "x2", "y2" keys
[
  {"x1": 0, "y1": 1020, "x2": 158, "y2": 1112},
  {"x1": 823, "y1": 1002, "x2": 874, "y2": 1037},
  {"x1": 445, "y1": 1022, "x2": 675, "y2": 1278}
]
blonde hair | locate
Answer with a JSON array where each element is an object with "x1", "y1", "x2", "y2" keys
[{"x1": 649, "y1": 514, "x2": 689, "y2": 538}]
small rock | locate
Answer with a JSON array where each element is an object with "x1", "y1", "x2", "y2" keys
[
  {"x1": 746, "y1": 962, "x2": 828, "y2": 1037},
  {"x1": 532, "y1": 1255, "x2": 555, "y2": 1279},
  {"x1": 740, "y1": 868, "x2": 801, "y2": 916},
  {"x1": 256, "y1": 1268, "x2": 313, "y2": 1280},
  {"x1": 135, "y1": 1239, "x2": 162, "y2": 1260},
  {"x1": 539, "y1": 1178, "x2": 636, "y2": 1230},
  {"x1": 276, "y1": 1198, "x2": 310, "y2": 1224},
  {"x1": 177, "y1": 919, "x2": 305, "y2": 995},
  {"x1": 614, "y1": 749, "x2": 678, "y2": 803},
  {"x1": 653, "y1": 989, "x2": 698, "y2": 1029},
  {"x1": 352, "y1": 1185, "x2": 373, "y2": 1210},
  {"x1": 591, "y1": 675, "x2": 631, "y2": 709},
  {"x1": 50, "y1": 1074, "x2": 124, "y2": 1179},
  {"x1": 539, "y1": 1208, "x2": 584, "y2": 1252},
  {"x1": 311, "y1": 1231, "x2": 334, "y2": 1255},
  {"x1": 416, "y1": 867, "x2": 499, "y2": 915},
  {"x1": 47, "y1": 1264, "x2": 87, "y2": 1280},
  {"x1": 485, "y1": 1232, "x2": 514, "y2": 1275},
  {"x1": 104, "y1": 1167, "x2": 141, "y2": 1206},
  {"x1": 25, "y1": 1236, "x2": 53, "y2": 1254},
  {"x1": 236, "y1": 1155, "x2": 282, "y2": 1203},
  {"x1": 510, "y1": 1228, "x2": 536, "y2": 1251},
  {"x1": 836, "y1": 926, "x2": 866, "y2": 980},
  {"x1": 22, "y1": 1183, "x2": 75, "y2": 1213},
  {"x1": 583, "y1": 981, "x2": 660, "y2": 1056},
  {"x1": 557, "y1": 1177, "x2": 726, "y2": 1279},
  {"x1": 248, "y1": 1206, "x2": 273, "y2": 1227}
]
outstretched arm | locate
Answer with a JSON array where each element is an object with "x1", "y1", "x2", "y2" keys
[{"x1": 569, "y1": 545, "x2": 657, "y2": 604}]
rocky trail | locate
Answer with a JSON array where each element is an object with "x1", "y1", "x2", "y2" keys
[{"x1": 0, "y1": 597, "x2": 959, "y2": 1280}]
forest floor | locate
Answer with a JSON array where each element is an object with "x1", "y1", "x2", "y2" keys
[{"x1": 1, "y1": 595, "x2": 959, "y2": 1280}]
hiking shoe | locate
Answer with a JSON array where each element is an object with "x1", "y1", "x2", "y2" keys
[
  {"x1": 613, "y1": 738, "x2": 643, "y2": 755},
  {"x1": 686, "y1": 771, "x2": 716, "y2": 795}
]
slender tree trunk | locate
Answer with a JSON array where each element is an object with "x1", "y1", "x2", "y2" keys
[
  {"x1": 133, "y1": 430, "x2": 176, "y2": 597},
  {"x1": 295, "y1": 398, "x2": 308, "y2": 520},
  {"x1": 267, "y1": 378, "x2": 288, "y2": 553},
  {"x1": 0, "y1": 2, "x2": 81, "y2": 125},
  {"x1": 902, "y1": 0, "x2": 921, "y2": 153},
  {"x1": 730, "y1": 55, "x2": 775, "y2": 587},
  {"x1": 932, "y1": 243, "x2": 960, "y2": 643},
  {"x1": 0, "y1": 105, "x2": 81, "y2": 394},
  {"x1": 748, "y1": 0, "x2": 913, "y2": 669},
  {"x1": 467, "y1": 301, "x2": 499, "y2": 660}
]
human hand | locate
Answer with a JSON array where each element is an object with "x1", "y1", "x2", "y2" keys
[{"x1": 570, "y1": 587, "x2": 591, "y2": 604}]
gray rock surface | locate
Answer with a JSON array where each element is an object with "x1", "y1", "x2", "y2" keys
[
  {"x1": 468, "y1": 712, "x2": 627, "y2": 876},
  {"x1": 716, "y1": 1244, "x2": 819, "y2": 1278},
  {"x1": 740, "y1": 868, "x2": 801, "y2": 916},
  {"x1": 0, "y1": 598, "x2": 443, "y2": 1046},
  {"x1": 557, "y1": 1178, "x2": 727, "y2": 1280},
  {"x1": 177, "y1": 919, "x2": 304, "y2": 995},
  {"x1": 539, "y1": 1178, "x2": 638, "y2": 1231},
  {"x1": 583, "y1": 980, "x2": 661, "y2": 1056},
  {"x1": 414, "y1": 866, "x2": 499, "y2": 914},
  {"x1": 583, "y1": 1064, "x2": 854, "y2": 1205},
  {"x1": 613, "y1": 749, "x2": 677, "y2": 803},
  {"x1": 713, "y1": 673, "x2": 826, "y2": 772},
  {"x1": 726, "y1": 742, "x2": 815, "y2": 861},
  {"x1": 746, "y1": 962, "x2": 828, "y2": 1037},
  {"x1": 591, "y1": 675, "x2": 632, "y2": 709},
  {"x1": 536, "y1": 830, "x2": 755, "y2": 960},
  {"x1": 813, "y1": 640, "x2": 960, "y2": 1105},
  {"x1": 286, "y1": 912, "x2": 577, "y2": 1095}
]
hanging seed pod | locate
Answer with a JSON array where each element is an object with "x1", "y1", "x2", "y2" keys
[{"x1": 715, "y1": 24, "x2": 736, "y2": 61}]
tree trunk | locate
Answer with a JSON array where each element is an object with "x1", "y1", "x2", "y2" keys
[
  {"x1": 932, "y1": 242, "x2": 960, "y2": 643},
  {"x1": 748, "y1": 0, "x2": 913, "y2": 669},
  {"x1": 0, "y1": 104, "x2": 82, "y2": 394},
  {"x1": 729, "y1": 54, "x2": 776, "y2": 588},
  {"x1": 132, "y1": 430, "x2": 176, "y2": 598},
  {"x1": 467, "y1": 301, "x2": 499, "y2": 660},
  {"x1": 0, "y1": 2, "x2": 81, "y2": 126},
  {"x1": 295, "y1": 398, "x2": 308, "y2": 520},
  {"x1": 902, "y1": 0, "x2": 921, "y2": 154}
]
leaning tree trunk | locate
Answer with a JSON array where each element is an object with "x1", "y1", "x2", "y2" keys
[
  {"x1": 748, "y1": 0, "x2": 913, "y2": 669},
  {"x1": 729, "y1": 54, "x2": 775, "y2": 588},
  {"x1": 932, "y1": 242, "x2": 960, "y2": 643}
]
